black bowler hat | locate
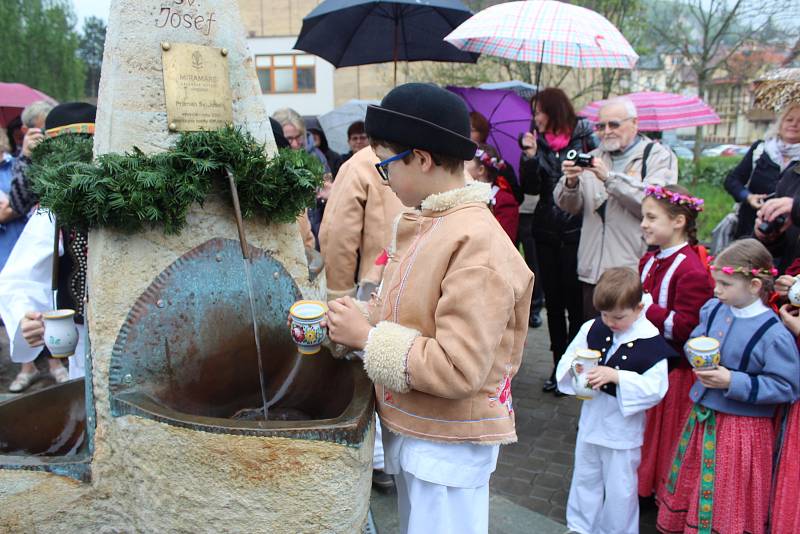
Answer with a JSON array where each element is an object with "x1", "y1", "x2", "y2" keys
[
  {"x1": 44, "y1": 102, "x2": 97, "y2": 137},
  {"x1": 365, "y1": 83, "x2": 476, "y2": 161}
]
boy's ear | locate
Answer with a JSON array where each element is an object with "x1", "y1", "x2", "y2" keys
[
  {"x1": 635, "y1": 302, "x2": 645, "y2": 313},
  {"x1": 413, "y1": 148, "x2": 435, "y2": 172}
]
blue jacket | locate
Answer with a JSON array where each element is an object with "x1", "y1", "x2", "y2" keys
[
  {"x1": 688, "y1": 298, "x2": 800, "y2": 417},
  {"x1": 0, "y1": 154, "x2": 27, "y2": 271}
]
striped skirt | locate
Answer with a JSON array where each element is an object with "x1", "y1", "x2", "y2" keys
[
  {"x1": 656, "y1": 407, "x2": 774, "y2": 534},
  {"x1": 771, "y1": 402, "x2": 800, "y2": 534}
]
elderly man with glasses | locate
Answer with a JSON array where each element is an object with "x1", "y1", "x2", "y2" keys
[{"x1": 554, "y1": 97, "x2": 678, "y2": 321}]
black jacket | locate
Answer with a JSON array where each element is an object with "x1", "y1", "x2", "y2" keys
[
  {"x1": 723, "y1": 140, "x2": 782, "y2": 239},
  {"x1": 518, "y1": 118, "x2": 596, "y2": 245},
  {"x1": 761, "y1": 162, "x2": 800, "y2": 272}
]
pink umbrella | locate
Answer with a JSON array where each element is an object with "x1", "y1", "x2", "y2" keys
[
  {"x1": 580, "y1": 91, "x2": 720, "y2": 131},
  {"x1": 0, "y1": 82, "x2": 57, "y2": 127}
]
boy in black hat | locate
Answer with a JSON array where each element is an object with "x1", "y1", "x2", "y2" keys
[
  {"x1": 0, "y1": 102, "x2": 96, "y2": 391},
  {"x1": 325, "y1": 83, "x2": 534, "y2": 533}
]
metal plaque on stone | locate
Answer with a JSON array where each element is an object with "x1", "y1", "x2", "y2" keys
[{"x1": 161, "y1": 42, "x2": 233, "y2": 132}]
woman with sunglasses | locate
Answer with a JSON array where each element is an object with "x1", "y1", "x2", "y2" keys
[{"x1": 518, "y1": 88, "x2": 596, "y2": 395}]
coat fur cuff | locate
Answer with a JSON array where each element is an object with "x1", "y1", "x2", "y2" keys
[
  {"x1": 326, "y1": 286, "x2": 357, "y2": 300},
  {"x1": 363, "y1": 321, "x2": 419, "y2": 393}
]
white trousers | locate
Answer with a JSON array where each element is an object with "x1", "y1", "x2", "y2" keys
[
  {"x1": 373, "y1": 415, "x2": 385, "y2": 470},
  {"x1": 566, "y1": 440, "x2": 641, "y2": 534},
  {"x1": 395, "y1": 468, "x2": 489, "y2": 534}
]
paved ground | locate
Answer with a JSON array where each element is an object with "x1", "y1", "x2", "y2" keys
[
  {"x1": 0, "y1": 317, "x2": 660, "y2": 532},
  {"x1": 491, "y1": 318, "x2": 659, "y2": 533}
]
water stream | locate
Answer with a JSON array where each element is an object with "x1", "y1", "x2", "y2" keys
[
  {"x1": 242, "y1": 259, "x2": 270, "y2": 421},
  {"x1": 266, "y1": 353, "x2": 302, "y2": 410}
]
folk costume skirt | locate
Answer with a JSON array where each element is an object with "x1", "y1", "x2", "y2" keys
[
  {"x1": 771, "y1": 402, "x2": 800, "y2": 534},
  {"x1": 656, "y1": 405, "x2": 773, "y2": 534},
  {"x1": 639, "y1": 365, "x2": 695, "y2": 497}
]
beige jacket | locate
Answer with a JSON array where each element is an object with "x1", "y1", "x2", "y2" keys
[
  {"x1": 363, "y1": 182, "x2": 534, "y2": 445},
  {"x1": 319, "y1": 147, "x2": 405, "y2": 300},
  {"x1": 554, "y1": 139, "x2": 678, "y2": 284}
]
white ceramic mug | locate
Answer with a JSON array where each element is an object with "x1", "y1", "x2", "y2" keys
[
  {"x1": 571, "y1": 348, "x2": 603, "y2": 400},
  {"x1": 685, "y1": 336, "x2": 721, "y2": 369},
  {"x1": 788, "y1": 277, "x2": 800, "y2": 307},
  {"x1": 43, "y1": 309, "x2": 79, "y2": 358}
]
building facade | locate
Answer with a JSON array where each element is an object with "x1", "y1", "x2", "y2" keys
[{"x1": 238, "y1": 0, "x2": 398, "y2": 116}]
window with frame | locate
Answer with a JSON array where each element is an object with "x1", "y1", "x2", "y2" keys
[{"x1": 255, "y1": 54, "x2": 316, "y2": 94}]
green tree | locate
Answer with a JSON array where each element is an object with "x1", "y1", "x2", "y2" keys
[
  {"x1": 644, "y1": 0, "x2": 799, "y2": 161},
  {"x1": 79, "y1": 16, "x2": 106, "y2": 98},
  {"x1": 0, "y1": 0, "x2": 85, "y2": 102}
]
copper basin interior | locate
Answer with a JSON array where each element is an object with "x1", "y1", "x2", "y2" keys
[
  {"x1": 109, "y1": 239, "x2": 373, "y2": 443},
  {"x1": 0, "y1": 379, "x2": 87, "y2": 457}
]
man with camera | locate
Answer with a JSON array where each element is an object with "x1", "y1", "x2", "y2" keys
[{"x1": 554, "y1": 98, "x2": 678, "y2": 320}]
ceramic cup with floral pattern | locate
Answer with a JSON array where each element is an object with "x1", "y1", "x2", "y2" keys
[
  {"x1": 43, "y1": 309, "x2": 79, "y2": 358},
  {"x1": 685, "y1": 336, "x2": 720, "y2": 369},
  {"x1": 288, "y1": 300, "x2": 328, "y2": 355}
]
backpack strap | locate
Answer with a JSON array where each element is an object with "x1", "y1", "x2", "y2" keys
[
  {"x1": 739, "y1": 316, "x2": 778, "y2": 372},
  {"x1": 705, "y1": 301, "x2": 724, "y2": 335},
  {"x1": 641, "y1": 142, "x2": 655, "y2": 180}
]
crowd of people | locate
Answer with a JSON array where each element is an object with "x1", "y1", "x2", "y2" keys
[{"x1": 2, "y1": 82, "x2": 800, "y2": 534}]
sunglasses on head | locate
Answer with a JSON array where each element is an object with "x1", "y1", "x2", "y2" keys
[{"x1": 593, "y1": 117, "x2": 635, "y2": 132}]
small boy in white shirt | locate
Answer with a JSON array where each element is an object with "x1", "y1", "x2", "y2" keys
[{"x1": 556, "y1": 267, "x2": 675, "y2": 534}]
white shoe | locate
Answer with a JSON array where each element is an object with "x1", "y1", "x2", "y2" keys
[
  {"x1": 50, "y1": 366, "x2": 70, "y2": 384},
  {"x1": 9, "y1": 370, "x2": 39, "y2": 392}
]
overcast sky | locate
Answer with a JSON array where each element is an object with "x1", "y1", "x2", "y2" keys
[{"x1": 72, "y1": 0, "x2": 111, "y2": 26}]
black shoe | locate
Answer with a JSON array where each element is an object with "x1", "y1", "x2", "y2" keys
[
  {"x1": 554, "y1": 389, "x2": 567, "y2": 398},
  {"x1": 372, "y1": 469, "x2": 395, "y2": 493},
  {"x1": 542, "y1": 379, "x2": 557, "y2": 392},
  {"x1": 529, "y1": 313, "x2": 543, "y2": 328}
]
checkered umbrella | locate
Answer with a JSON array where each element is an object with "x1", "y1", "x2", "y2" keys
[
  {"x1": 444, "y1": 0, "x2": 639, "y2": 69},
  {"x1": 580, "y1": 92, "x2": 721, "y2": 131}
]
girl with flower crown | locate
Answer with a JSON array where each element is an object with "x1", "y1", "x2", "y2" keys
[
  {"x1": 657, "y1": 238, "x2": 800, "y2": 534},
  {"x1": 466, "y1": 143, "x2": 519, "y2": 241},
  {"x1": 636, "y1": 184, "x2": 715, "y2": 501}
]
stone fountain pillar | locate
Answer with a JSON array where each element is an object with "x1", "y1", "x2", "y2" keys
[{"x1": 0, "y1": 1, "x2": 374, "y2": 531}]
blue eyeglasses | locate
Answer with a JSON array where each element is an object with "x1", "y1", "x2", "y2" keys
[{"x1": 374, "y1": 149, "x2": 412, "y2": 181}]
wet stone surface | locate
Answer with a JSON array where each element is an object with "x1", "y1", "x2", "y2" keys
[{"x1": 0, "y1": 317, "x2": 658, "y2": 531}]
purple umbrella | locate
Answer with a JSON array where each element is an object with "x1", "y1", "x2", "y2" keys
[{"x1": 446, "y1": 85, "x2": 531, "y2": 176}]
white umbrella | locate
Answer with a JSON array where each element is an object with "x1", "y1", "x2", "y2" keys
[
  {"x1": 479, "y1": 80, "x2": 539, "y2": 100},
  {"x1": 318, "y1": 99, "x2": 379, "y2": 154}
]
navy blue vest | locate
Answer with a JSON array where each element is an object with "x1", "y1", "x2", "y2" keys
[{"x1": 585, "y1": 319, "x2": 677, "y2": 397}]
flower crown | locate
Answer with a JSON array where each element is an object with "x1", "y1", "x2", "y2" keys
[
  {"x1": 644, "y1": 185, "x2": 704, "y2": 212},
  {"x1": 475, "y1": 149, "x2": 507, "y2": 172},
  {"x1": 707, "y1": 257, "x2": 778, "y2": 277}
]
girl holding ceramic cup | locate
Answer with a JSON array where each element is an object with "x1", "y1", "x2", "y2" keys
[
  {"x1": 657, "y1": 239, "x2": 800, "y2": 534},
  {"x1": 636, "y1": 184, "x2": 715, "y2": 499}
]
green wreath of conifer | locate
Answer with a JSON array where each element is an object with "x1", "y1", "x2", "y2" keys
[{"x1": 28, "y1": 127, "x2": 324, "y2": 235}]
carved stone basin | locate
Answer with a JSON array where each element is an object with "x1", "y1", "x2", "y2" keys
[{"x1": 108, "y1": 238, "x2": 373, "y2": 443}]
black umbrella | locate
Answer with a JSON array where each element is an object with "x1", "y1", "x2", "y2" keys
[{"x1": 293, "y1": 0, "x2": 478, "y2": 85}]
